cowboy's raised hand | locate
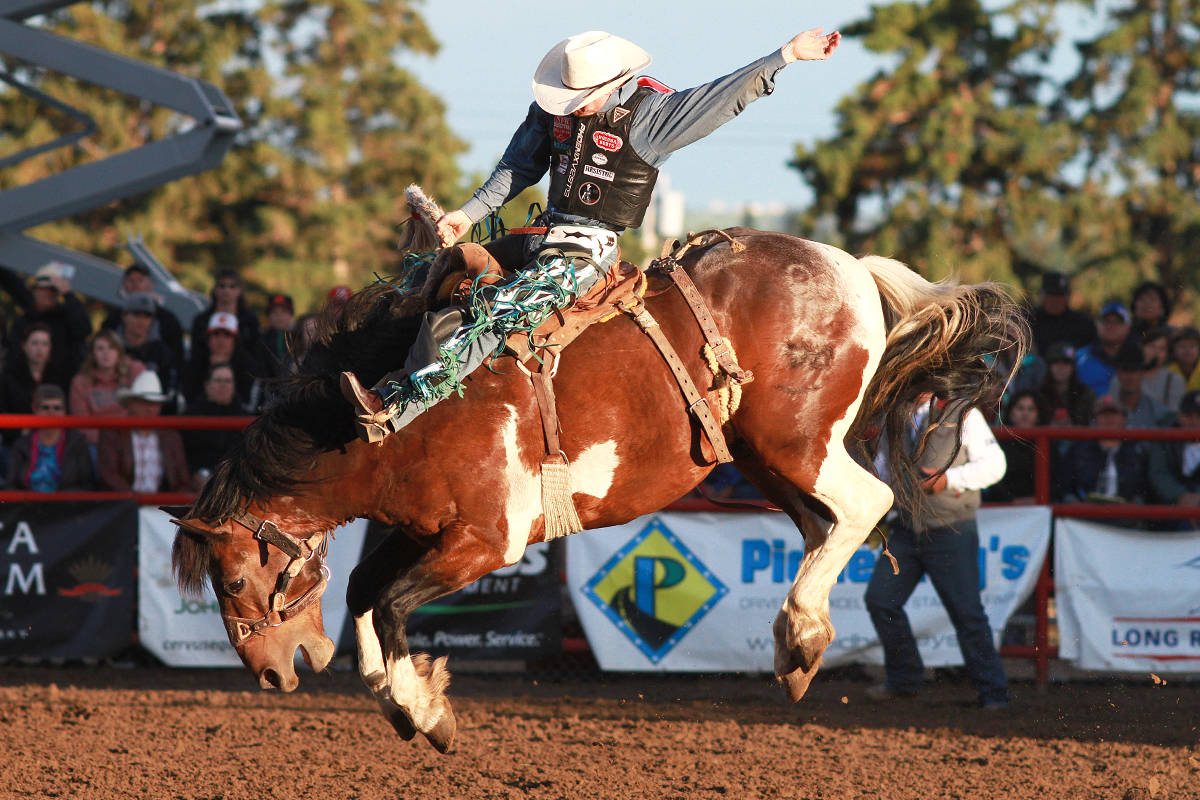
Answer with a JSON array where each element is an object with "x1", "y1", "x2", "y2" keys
[{"x1": 782, "y1": 28, "x2": 841, "y2": 63}]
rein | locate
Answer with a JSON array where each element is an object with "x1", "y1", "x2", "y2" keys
[{"x1": 221, "y1": 509, "x2": 331, "y2": 647}]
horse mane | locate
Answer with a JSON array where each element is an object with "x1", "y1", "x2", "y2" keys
[{"x1": 189, "y1": 279, "x2": 432, "y2": 525}]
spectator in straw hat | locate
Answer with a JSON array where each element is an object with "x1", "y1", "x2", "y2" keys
[
  {"x1": 4, "y1": 384, "x2": 94, "y2": 491},
  {"x1": 98, "y1": 371, "x2": 189, "y2": 493}
]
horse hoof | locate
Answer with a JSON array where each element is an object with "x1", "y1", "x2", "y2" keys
[
  {"x1": 424, "y1": 701, "x2": 457, "y2": 754},
  {"x1": 778, "y1": 662, "x2": 820, "y2": 703},
  {"x1": 386, "y1": 708, "x2": 418, "y2": 740}
]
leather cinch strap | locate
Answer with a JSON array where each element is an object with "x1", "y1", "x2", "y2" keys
[
  {"x1": 621, "y1": 300, "x2": 733, "y2": 464},
  {"x1": 653, "y1": 233, "x2": 754, "y2": 385}
]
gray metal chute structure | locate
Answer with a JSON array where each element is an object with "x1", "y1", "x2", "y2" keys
[{"x1": 0, "y1": 0, "x2": 243, "y2": 326}]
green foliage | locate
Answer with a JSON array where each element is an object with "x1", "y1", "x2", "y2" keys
[
  {"x1": 0, "y1": 0, "x2": 464, "y2": 314},
  {"x1": 790, "y1": 0, "x2": 1200, "y2": 321}
]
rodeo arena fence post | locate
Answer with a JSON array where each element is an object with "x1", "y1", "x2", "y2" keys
[{"x1": 2, "y1": 414, "x2": 1198, "y2": 684}]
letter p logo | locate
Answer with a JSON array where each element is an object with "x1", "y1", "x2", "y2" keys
[{"x1": 633, "y1": 556, "x2": 685, "y2": 617}]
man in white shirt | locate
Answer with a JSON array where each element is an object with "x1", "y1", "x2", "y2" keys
[{"x1": 864, "y1": 393, "x2": 1012, "y2": 709}]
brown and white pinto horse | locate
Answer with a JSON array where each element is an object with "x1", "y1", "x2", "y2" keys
[{"x1": 172, "y1": 230, "x2": 1024, "y2": 752}]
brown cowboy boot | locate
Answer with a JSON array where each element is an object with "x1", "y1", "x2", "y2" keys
[{"x1": 340, "y1": 371, "x2": 399, "y2": 444}]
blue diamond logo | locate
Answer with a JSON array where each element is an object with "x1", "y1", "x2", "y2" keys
[{"x1": 581, "y1": 517, "x2": 727, "y2": 663}]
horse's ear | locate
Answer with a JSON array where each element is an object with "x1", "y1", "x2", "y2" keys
[
  {"x1": 159, "y1": 504, "x2": 194, "y2": 519},
  {"x1": 162, "y1": 508, "x2": 222, "y2": 537}
]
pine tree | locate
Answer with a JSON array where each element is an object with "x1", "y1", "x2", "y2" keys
[
  {"x1": 1063, "y1": 0, "x2": 1200, "y2": 313},
  {"x1": 0, "y1": 0, "x2": 464, "y2": 313}
]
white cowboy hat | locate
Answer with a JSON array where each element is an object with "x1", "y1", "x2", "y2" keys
[
  {"x1": 116, "y1": 370, "x2": 170, "y2": 404},
  {"x1": 532, "y1": 31, "x2": 651, "y2": 116}
]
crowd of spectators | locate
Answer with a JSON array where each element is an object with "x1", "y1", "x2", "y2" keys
[
  {"x1": 987, "y1": 271, "x2": 1200, "y2": 518},
  {"x1": 0, "y1": 262, "x2": 346, "y2": 493}
]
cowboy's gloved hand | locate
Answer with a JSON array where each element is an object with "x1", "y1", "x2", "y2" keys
[
  {"x1": 782, "y1": 28, "x2": 841, "y2": 63},
  {"x1": 436, "y1": 210, "x2": 472, "y2": 248}
]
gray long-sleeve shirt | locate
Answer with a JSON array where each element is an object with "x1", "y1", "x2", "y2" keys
[{"x1": 460, "y1": 49, "x2": 790, "y2": 223}]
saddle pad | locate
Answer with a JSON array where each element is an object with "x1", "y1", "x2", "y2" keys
[{"x1": 505, "y1": 260, "x2": 645, "y2": 365}]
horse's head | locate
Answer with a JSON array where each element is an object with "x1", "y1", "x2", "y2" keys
[{"x1": 169, "y1": 505, "x2": 336, "y2": 691}]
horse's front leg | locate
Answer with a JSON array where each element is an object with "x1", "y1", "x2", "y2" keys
[
  {"x1": 346, "y1": 522, "x2": 516, "y2": 752},
  {"x1": 773, "y1": 448, "x2": 895, "y2": 702}
]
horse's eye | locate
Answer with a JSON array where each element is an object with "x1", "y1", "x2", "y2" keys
[{"x1": 226, "y1": 578, "x2": 246, "y2": 595}]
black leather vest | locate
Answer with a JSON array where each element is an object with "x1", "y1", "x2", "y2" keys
[{"x1": 546, "y1": 86, "x2": 659, "y2": 230}]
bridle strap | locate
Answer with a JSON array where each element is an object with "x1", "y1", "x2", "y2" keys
[
  {"x1": 223, "y1": 565, "x2": 330, "y2": 647},
  {"x1": 222, "y1": 509, "x2": 331, "y2": 647}
]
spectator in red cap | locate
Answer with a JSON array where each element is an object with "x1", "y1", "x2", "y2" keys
[{"x1": 188, "y1": 269, "x2": 262, "y2": 368}]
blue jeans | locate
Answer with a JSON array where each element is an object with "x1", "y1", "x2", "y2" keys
[{"x1": 863, "y1": 519, "x2": 1010, "y2": 705}]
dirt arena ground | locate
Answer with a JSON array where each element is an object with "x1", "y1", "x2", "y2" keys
[{"x1": 0, "y1": 661, "x2": 1196, "y2": 800}]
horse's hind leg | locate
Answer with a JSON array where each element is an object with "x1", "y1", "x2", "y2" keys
[{"x1": 347, "y1": 523, "x2": 511, "y2": 752}]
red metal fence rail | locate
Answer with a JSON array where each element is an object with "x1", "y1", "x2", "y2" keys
[{"x1": 3, "y1": 414, "x2": 1197, "y2": 684}]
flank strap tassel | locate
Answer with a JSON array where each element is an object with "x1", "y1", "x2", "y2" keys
[{"x1": 541, "y1": 457, "x2": 583, "y2": 541}]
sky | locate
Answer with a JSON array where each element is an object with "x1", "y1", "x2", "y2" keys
[{"x1": 402, "y1": 1, "x2": 884, "y2": 213}]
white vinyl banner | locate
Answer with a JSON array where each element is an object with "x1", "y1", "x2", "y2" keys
[
  {"x1": 567, "y1": 507, "x2": 1051, "y2": 672},
  {"x1": 1056, "y1": 518, "x2": 1200, "y2": 672},
  {"x1": 137, "y1": 508, "x2": 368, "y2": 667}
]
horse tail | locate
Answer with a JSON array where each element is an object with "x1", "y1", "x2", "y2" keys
[{"x1": 853, "y1": 255, "x2": 1029, "y2": 516}]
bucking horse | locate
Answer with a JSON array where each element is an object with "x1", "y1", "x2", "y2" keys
[{"x1": 171, "y1": 212, "x2": 1025, "y2": 752}]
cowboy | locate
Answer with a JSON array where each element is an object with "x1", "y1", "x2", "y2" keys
[{"x1": 344, "y1": 27, "x2": 841, "y2": 442}]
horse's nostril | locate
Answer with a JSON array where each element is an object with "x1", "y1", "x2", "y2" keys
[{"x1": 259, "y1": 669, "x2": 282, "y2": 690}]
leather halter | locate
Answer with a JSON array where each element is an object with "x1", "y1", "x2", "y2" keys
[{"x1": 221, "y1": 509, "x2": 330, "y2": 648}]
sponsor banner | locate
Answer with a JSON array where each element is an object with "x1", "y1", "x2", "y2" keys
[
  {"x1": 1056, "y1": 519, "x2": 1200, "y2": 672},
  {"x1": 407, "y1": 541, "x2": 560, "y2": 659},
  {"x1": 138, "y1": 509, "x2": 368, "y2": 667},
  {"x1": 567, "y1": 507, "x2": 1050, "y2": 672},
  {"x1": 0, "y1": 502, "x2": 137, "y2": 659}
]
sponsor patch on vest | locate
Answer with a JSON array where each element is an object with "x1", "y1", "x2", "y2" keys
[
  {"x1": 578, "y1": 182, "x2": 601, "y2": 205},
  {"x1": 556, "y1": 153, "x2": 569, "y2": 174},
  {"x1": 553, "y1": 115, "x2": 572, "y2": 142},
  {"x1": 592, "y1": 131, "x2": 623, "y2": 152},
  {"x1": 591, "y1": 153, "x2": 608, "y2": 166},
  {"x1": 583, "y1": 164, "x2": 615, "y2": 182},
  {"x1": 610, "y1": 107, "x2": 630, "y2": 123}
]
